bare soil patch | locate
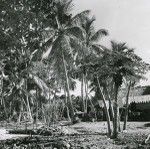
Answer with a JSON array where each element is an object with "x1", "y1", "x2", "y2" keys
[{"x1": 0, "y1": 122, "x2": 150, "y2": 148}]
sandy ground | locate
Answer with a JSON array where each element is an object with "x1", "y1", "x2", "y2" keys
[
  {"x1": 71, "y1": 121, "x2": 150, "y2": 134},
  {"x1": 69, "y1": 122, "x2": 150, "y2": 148},
  {"x1": 0, "y1": 122, "x2": 150, "y2": 148}
]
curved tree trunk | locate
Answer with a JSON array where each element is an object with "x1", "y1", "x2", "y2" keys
[
  {"x1": 123, "y1": 81, "x2": 131, "y2": 130},
  {"x1": 112, "y1": 84, "x2": 119, "y2": 138},
  {"x1": 62, "y1": 51, "x2": 74, "y2": 122},
  {"x1": 97, "y1": 77, "x2": 112, "y2": 137}
]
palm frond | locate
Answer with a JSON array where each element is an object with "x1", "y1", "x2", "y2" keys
[
  {"x1": 49, "y1": 35, "x2": 74, "y2": 70},
  {"x1": 83, "y1": 16, "x2": 96, "y2": 34},
  {"x1": 65, "y1": 26, "x2": 84, "y2": 40},
  {"x1": 64, "y1": 0, "x2": 73, "y2": 13},
  {"x1": 41, "y1": 37, "x2": 55, "y2": 60},
  {"x1": 44, "y1": 35, "x2": 62, "y2": 63},
  {"x1": 29, "y1": 74, "x2": 49, "y2": 99},
  {"x1": 90, "y1": 29, "x2": 108, "y2": 42},
  {"x1": 42, "y1": 28, "x2": 55, "y2": 40},
  {"x1": 42, "y1": 45, "x2": 53, "y2": 60},
  {"x1": 55, "y1": 0, "x2": 73, "y2": 15},
  {"x1": 43, "y1": 37, "x2": 54, "y2": 48},
  {"x1": 61, "y1": 35, "x2": 73, "y2": 55},
  {"x1": 92, "y1": 44, "x2": 106, "y2": 54},
  {"x1": 111, "y1": 41, "x2": 127, "y2": 52},
  {"x1": 72, "y1": 10, "x2": 91, "y2": 25},
  {"x1": 70, "y1": 38, "x2": 87, "y2": 58}
]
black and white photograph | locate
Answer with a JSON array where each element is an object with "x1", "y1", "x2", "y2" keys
[{"x1": 1, "y1": 0, "x2": 150, "y2": 148}]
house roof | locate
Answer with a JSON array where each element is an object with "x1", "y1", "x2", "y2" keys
[
  {"x1": 96, "y1": 86, "x2": 150, "y2": 108},
  {"x1": 119, "y1": 85, "x2": 150, "y2": 104},
  {"x1": 122, "y1": 95, "x2": 150, "y2": 104}
]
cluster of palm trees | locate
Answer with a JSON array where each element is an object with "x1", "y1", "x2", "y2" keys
[{"x1": 0, "y1": 0, "x2": 149, "y2": 138}]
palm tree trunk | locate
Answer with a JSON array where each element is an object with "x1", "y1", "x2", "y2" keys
[
  {"x1": 62, "y1": 51, "x2": 74, "y2": 122},
  {"x1": 42, "y1": 104, "x2": 46, "y2": 124},
  {"x1": 97, "y1": 77, "x2": 112, "y2": 137},
  {"x1": 2, "y1": 96, "x2": 8, "y2": 120},
  {"x1": 85, "y1": 72, "x2": 88, "y2": 113},
  {"x1": 64, "y1": 88, "x2": 71, "y2": 121},
  {"x1": 104, "y1": 86, "x2": 114, "y2": 121},
  {"x1": 25, "y1": 79, "x2": 33, "y2": 122},
  {"x1": 0, "y1": 76, "x2": 3, "y2": 105},
  {"x1": 81, "y1": 73, "x2": 86, "y2": 112},
  {"x1": 26, "y1": 94, "x2": 33, "y2": 122},
  {"x1": 123, "y1": 81, "x2": 131, "y2": 130},
  {"x1": 53, "y1": 92, "x2": 57, "y2": 122},
  {"x1": 118, "y1": 114, "x2": 121, "y2": 132},
  {"x1": 112, "y1": 84, "x2": 119, "y2": 138},
  {"x1": 36, "y1": 87, "x2": 39, "y2": 128},
  {"x1": 89, "y1": 97, "x2": 97, "y2": 120},
  {"x1": 0, "y1": 76, "x2": 8, "y2": 119},
  {"x1": 18, "y1": 101, "x2": 23, "y2": 123}
]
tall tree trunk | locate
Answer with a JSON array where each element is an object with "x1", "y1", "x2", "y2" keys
[
  {"x1": 118, "y1": 114, "x2": 121, "y2": 132},
  {"x1": 36, "y1": 87, "x2": 39, "y2": 127},
  {"x1": 97, "y1": 77, "x2": 112, "y2": 137},
  {"x1": 123, "y1": 81, "x2": 131, "y2": 130},
  {"x1": 53, "y1": 92, "x2": 56, "y2": 122},
  {"x1": 89, "y1": 97, "x2": 97, "y2": 120},
  {"x1": 81, "y1": 73, "x2": 85, "y2": 112},
  {"x1": 64, "y1": 88, "x2": 71, "y2": 121},
  {"x1": 2, "y1": 96, "x2": 8, "y2": 120},
  {"x1": 0, "y1": 75, "x2": 3, "y2": 105},
  {"x1": 42, "y1": 104, "x2": 46, "y2": 124},
  {"x1": 104, "y1": 86, "x2": 114, "y2": 121},
  {"x1": 85, "y1": 72, "x2": 88, "y2": 113},
  {"x1": 18, "y1": 101, "x2": 23, "y2": 123},
  {"x1": 25, "y1": 79, "x2": 33, "y2": 122},
  {"x1": 112, "y1": 84, "x2": 119, "y2": 138},
  {"x1": 0, "y1": 76, "x2": 8, "y2": 119},
  {"x1": 62, "y1": 51, "x2": 74, "y2": 122}
]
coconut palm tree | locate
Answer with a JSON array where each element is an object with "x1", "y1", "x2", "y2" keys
[
  {"x1": 75, "y1": 16, "x2": 108, "y2": 113},
  {"x1": 87, "y1": 53, "x2": 112, "y2": 137},
  {"x1": 108, "y1": 41, "x2": 150, "y2": 138},
  {"x1": 42, "y1": 0, "x2": 90, "y2": 122},
  {"x1": 108, "y1": 41, "x2": 131, "y2": 138},
  {"x1": 88, "y1": 41, "x2": 149, "y2": 138}
]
